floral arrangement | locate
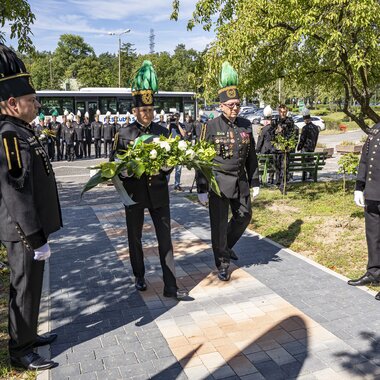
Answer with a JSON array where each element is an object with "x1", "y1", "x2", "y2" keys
[
  {"x1": 82, "y1": 135, "x2": 220, "y2": 203},
  {"x1": 39, "y1": 129, "x2": 56, "y2": 139}
]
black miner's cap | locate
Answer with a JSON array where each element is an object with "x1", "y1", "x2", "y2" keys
[{"x1": 0, "y1": 44, "x2": 35, "y2": 102}]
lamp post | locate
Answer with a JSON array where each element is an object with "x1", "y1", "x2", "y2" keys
[
  {"x1": 49, "y1": 58, "x2": 53, "y2": 88},
  {"x1": 108, "y1": 29, "x2": 131, "y2": 87}
]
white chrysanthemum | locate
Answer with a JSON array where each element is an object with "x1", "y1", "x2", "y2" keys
[
  {"x1": 159, "y1": 141, "x2": 171, "y2": 152},
  {"x1": 178, "y1": 140, "x2": 188, "y2": 151},
  {"x1": 185, "y1": 149, "x2": 195, "y2": 160},
  {"x1": 149, "y1": 149, "x2": 158, "y2": 159},
  {"x1": 153, "y1": 137, "x2": 160, "y2": 143}
]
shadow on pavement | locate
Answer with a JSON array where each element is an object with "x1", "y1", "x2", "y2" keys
[{"x1": 152, "y1": 316, "x2": 309, "y2": 379}]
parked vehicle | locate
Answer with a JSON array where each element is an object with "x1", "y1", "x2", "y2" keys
[
  {"x1": 250, "y1": 109, "x2": 279, "y2": 124},
  {"x1": 293, "y1": 115, "x2": 326, "y2": 131}
]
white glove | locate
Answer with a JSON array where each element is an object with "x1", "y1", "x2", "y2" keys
[
  {"x1": 92, "y1": 138, "x2": 94, "y2": 141},
  {"x1": 197, "y1": 193, "x2": 209, "y2": 205},
  {"x1": 161, "y1": 166, "x2": 173, "y2": 172},
  {"x1": 34, "y1": 243, "x2": 51, "y2": 261},
  {"x1": 354, "y1": 190, "x2": 365, "y2": 207},
  {"x1": 120, "y1": 168, "x2": 133, "y2": 178},
  {"x1": 251, "y1": 187, "x2": 260, "y2": 198},
  {"x1": 74, "y1": 142, "x2": 76, "y2": 146}
]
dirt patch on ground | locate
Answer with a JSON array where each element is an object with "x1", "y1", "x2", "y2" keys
[{"x1": 268, "y1": 204, "x2": 300, "y2": 214}]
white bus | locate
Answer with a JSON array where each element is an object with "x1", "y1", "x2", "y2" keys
[{"x1": 36, "y1": 87, "x2": 196, "y2": 123}]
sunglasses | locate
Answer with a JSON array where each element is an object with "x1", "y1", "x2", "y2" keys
[{"x1": 223, "y1": 102, "x2": 241, "y2": 109}]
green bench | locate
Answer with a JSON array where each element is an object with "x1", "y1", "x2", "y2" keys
[{"x1": 257, "y1": 152, "x2": 328, "y2": 182}]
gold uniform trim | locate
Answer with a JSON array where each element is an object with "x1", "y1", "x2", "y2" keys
[
  {"x1": 13, "y1": 137, "x2": 22, "y2": 168},
  {"x1": 218, "y1": 85, "x2": 237, "y2": 94},
  {"x1": 113, "y1": 132, "x2": 119, "y2": 151},
  {"x1": 200, "y1": 123, "x2": 207, "y2": 141},
  {"x1": 0, "y1": 73, "x2": 31, "y2": 82},
  {"x1": 2, "y1": 138, "x2": 12, "y2": 170}
]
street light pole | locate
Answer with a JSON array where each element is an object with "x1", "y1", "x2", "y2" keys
[
  {"x1": 49, "y1": 58, "x2": 53, "y2": 88},
  {"x1": 108, "y1": 29, "x2": 131, "y2": 88}
]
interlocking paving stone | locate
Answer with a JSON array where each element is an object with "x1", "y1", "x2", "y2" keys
[{"x1": 41, "y1": 185, "x2": 380, "y2": 379}]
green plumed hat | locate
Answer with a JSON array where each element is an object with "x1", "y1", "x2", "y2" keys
[
  {"x1": 39, "y1": 112, "x2": 45, "y2": 121},
  {"x1": 218, "y1": 61, "x2": 239, "y2": 102},
  {"x1": 51, "y1": 109, "x2": 59, "y2": 117},
  {"x1": 131, "y1": 60, "x2": 158, "y2": 107}
]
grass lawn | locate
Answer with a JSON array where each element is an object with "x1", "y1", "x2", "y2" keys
[
  {"x1": 189, "y1": 180, "x2": 370, "y2": 284},
  {"x1": 0, "y1": 246, "x2": 35, "y2": 380},
  {"x1": 250, "y1": 180, "x2": 369, "y2": 281}
]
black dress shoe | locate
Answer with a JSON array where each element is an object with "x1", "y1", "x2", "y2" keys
[
  {"x1": 10, "y1": 352, "x2": 57, "y2": 370},
  {"x1": 347, "y1": 273, "x2": 380, "y2": 286},
  {"x1": 229, "y1": 249, "x2": 238, "y2": 261},
  {"x1": 135, "y1": 277, "x2": 147, "y2": 291},
  {"x1": 217, "y1": 267, "x2": 231, "y2": 281},
  {"x1": 163, "y1": 289, "x2": 190, "y2": 300},
  {"x1": 376, "y1": 292, "x2": 380, "y2": 301},
  {"x1": 33, "y1": 333, "x2": 58, "y2": 348}
]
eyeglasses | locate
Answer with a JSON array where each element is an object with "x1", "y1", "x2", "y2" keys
[{"x1": 223, "y1": 102, "x2": 241, "y2": 109}]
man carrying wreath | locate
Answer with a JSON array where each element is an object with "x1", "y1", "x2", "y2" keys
[
  {"x1": 199, "y1": 62, "x2": 260, "y2": 281},
  {"x1": 110, "y1": 61, "x2": 188, "y2": 300}
]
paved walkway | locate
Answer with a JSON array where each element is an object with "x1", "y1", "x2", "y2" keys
[{"x1": 37, "y1": 181, "x2": 380, "y2": 380}]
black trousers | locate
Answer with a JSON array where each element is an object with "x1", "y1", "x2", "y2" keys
[
  {"x1": 209, "y1": 191, "x2": 252, "y2": 268},
  {"x1": 83, "y1": 141, "x2": 91, "y2": 158},
  {"x1": 365, "y1": 200, "x2": 380, "y2": 278},
  {"x1": 52, "y1": 140, "x2": 61, "y2": 161},
  {"x1": 3, "y1": 241, "x2": 44, "y2": 358},
  {"x1": 125, "y1": 206, "x2": 177, "y2": 292},
  {"x1": 104, "y1": 140, "x2": 112, "y2": 158},
  {"x1": 67, "y1": 144, "x2": 75, "y2": 161},
  {"x1": 61, "y1": 140, "x2": 66, "y2": 160},
  {"x1": 94, "y1": 139, "x2": 102, "y2": 158},
  {"x1": 47, "y1": 140, "x2": 54, "y2": 161},
  {"x1": 275, "y1": 152, "x2": 290, "y2": 189},
  {"x1": 75, "y1": 141, "x2": 83, "y2": 158}
]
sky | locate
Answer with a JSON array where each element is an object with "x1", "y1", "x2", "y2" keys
[{"x1": 4, "y1": 0, "x2": 215, "y2": 55}]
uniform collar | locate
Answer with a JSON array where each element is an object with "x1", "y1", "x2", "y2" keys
[
  {"x1": 0, "y1": 114, "x2": 34, "y2": 131},
  {"x1": 136, "y1": 120, "x2": 152, "y2": 133},
  {"x1": 221, "y1": 114, "x2": 238, "y2": 126}
]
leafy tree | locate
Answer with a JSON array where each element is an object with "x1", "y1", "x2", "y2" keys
[
  {"x1": 73, "y1": 57, "x2": 114, "y2": 87},
  {"x1": 0, "y1": 0, "x2": 35, "y2": 53},
  {"x1": 338, "y1": 153, "x2": 360, "y2": 192},
  {"x1": 120, "y1": 42, "x2": 138, "y2": 87},
  {"x1": 28, "y1": 52, "x2": 61, "y2": 90},
  {"x1": 172, "y1": 0, "x2": 380, "y2": 132},
  {"x1": 53, "y1": 34, "x2": 95, "y2": 81}
]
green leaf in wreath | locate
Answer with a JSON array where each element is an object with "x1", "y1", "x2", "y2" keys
[
  {"x1": 81, "y1": 170, "x2": 109, "y2": 197},
  {"x1": 100, "y1": 162, "x2": 119, "y2": 178}
]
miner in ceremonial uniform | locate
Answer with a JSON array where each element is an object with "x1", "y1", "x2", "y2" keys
[
  {"x1": 61, "y1": 109, "x2": 68, "y2": 160},
  {"x1": 271, "y1": 104, "x2": 297, "y2": 193},
  {"x1": 73, "y1": 110, "x2": 84, "y2": 158},
  {"x1": 349, "y1": 123, "x2": 380, "y2": 300},
  {"x1": 82, "y1": 111, "x2": 92, "y2": 158},
  {"x1": 0, "y1": 44, "x2": 62, "y2": 370},
  {"x1": 200, "y1": 62, "x2": 260, "y2": 281},
  {"x1": 297, "y1": 108, "x2": 320, "y2": 180},
  {"x1": 110, "y1": 61, "x2": 188, "y2": 300},
  {"x1": 113, "y1": 112, "x2": 122, "y2": 133},
  {"x1": 63, "y1": 114, "x2": 76, "y2": 161},
  {"x1": 49, "y1": 109, "x2": 62, "y2": 161},
  {"x1": 102, "y1": 111, "x2": 115, "y2": 158},
  {"x1": 256, "y1": 106, "x2": 275, "y2": 154},
  {"x1": 91, "y1": 109, "x2": 103, "y2": 158}
]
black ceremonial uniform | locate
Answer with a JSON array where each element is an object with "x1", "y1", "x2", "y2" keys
[
  {"x1": 82, "y1": 121, "x2": 92, "y2": 158},
  {"x1": 91, "y1": 120, "x2": 103, "y2": 158},
  {"x1": 194, "y1": 120, "x2": 209, "y2": 193},
  {"x1": 256, "y1": 123, "x2": 275, "y2": 154},
  {"x1": 272, "y1": 117, "x2": 296, "y2": 191},
  {"x1": 110, "y1": 120, "x2": 178, "y2": 293},
  {"x1": 204, "y1": 115, "x2": 259, "y2": 269},
  {"x1": 356, "y1": 124, "x2": 380, "y2": 279},
  {"x1": 0, "y1": 115, "x2": 62, "y2": 358},
  {"x1": 297, "y1": 121, "x2": 319, "y2": 152},
  {"x1": 73, "y1": 121, "x2": 84, "y2": 158},
  {"x1": 113, "y1": 122, "x2": 122, "y2": 133},
  {"x1": 102, "y1": 122, "x2": 115, "y2": 158},
  {"x1": 49, "y1": 120, "x2": 62, "y2": 161},
  {"x1": 63, "y1": 124, "x2": 77, "y2": 161}
]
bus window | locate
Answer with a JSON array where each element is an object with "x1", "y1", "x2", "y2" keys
[
  {"x1": 100, "y1": 97, "x2": 117, "y2": 114},
  {"x1": 118, "y1": 98, "x2": 133, "y2": 114},
  {"x1": 38, "y1": 97, "x2": 62, "y2": 115},
  {"x1": 62, "y1": 98, "x2": 74, "y2": 114}
]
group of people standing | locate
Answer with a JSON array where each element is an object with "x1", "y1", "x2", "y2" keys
[
  {"x1": 33, "y1": 110, "x2": 131, "y2": 161},
  {"x1": 256, "y1": 104, "x2": 320, "y2": 192},
  {"x1": 1, "y1": 42, "x2": 380, "y2": 375}
]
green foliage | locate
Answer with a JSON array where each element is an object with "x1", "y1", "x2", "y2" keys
[
  {"x1": 273, "y1": 134, "x2": 297, "y2": 153},
  {"x1": 0, "y1": 0, "x2": 35, "y2": 53},
  {"x1": 338, "y1": 153, "x2": 360, "y2": 192},
  {"x1": 173, "y1": 0, "x2": 380, "y2": 131}
]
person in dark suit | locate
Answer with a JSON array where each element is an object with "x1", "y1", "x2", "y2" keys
[
  {"x1": 82, "y1": 112, "x2": 92, "y2": 158},
  {"x1": 102, "y1": 111, "x2": 115, "y2": 158},
  {"x1": 48, "y1": 109, "x2": 62, "y2": 161},
  {"x1": 348, "y1": 123, "x2": 380, "y2": 300},
  {"x1": 0, "y1": 44, "x2": 62, "y2": 370},
  {"x1": 73, "y1": 111, "x2": 84, "y2": 159},
  {"x1": 110, "y1": 61, "x2": 188, "y2": 300},
  {"x1": 91, "y1": 110, "x2": 103, "y2": 158},
  {"x1": 199, "y1": 62, "x2": 260, "y2": 281},
  {"x1": 256, "y1": 106, "x2": 275, "y2": 154}
]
